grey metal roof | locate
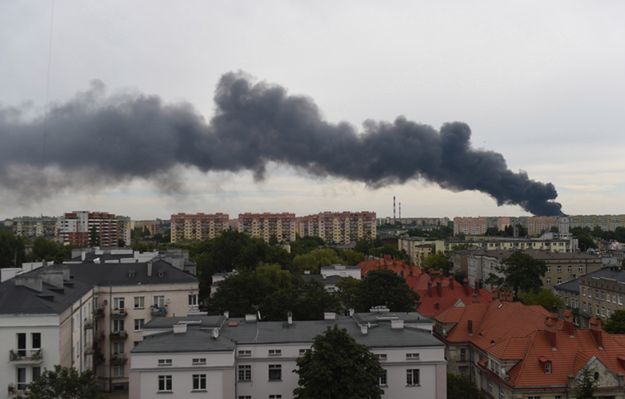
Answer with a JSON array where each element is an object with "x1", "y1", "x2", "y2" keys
[
  {"x1": 132, "y1": 329, "x2": 235, "y2": 353},
  {"x1": 133, "y1": 316, "x2": 443, "y2": 354},
  {"x1": 353, "y1": 311, "x2": 432, "y2": 325},
  {"x1": 144, "y1": 315, "x2": 225, "y2": 329},
  {"x1": 582, "y1": 267, "x2": 625, "y2": 283},
  {"x1": 554, "y1": 278, "x2": 580, "y2": 294},
  {"x1": 0, "y1": 260, "x2": 197, "y2": 315},
  {"x1": 302, "y1": 274, "x2": 343, "y2": 286}
]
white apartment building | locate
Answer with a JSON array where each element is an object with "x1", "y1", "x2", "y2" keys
[
  {"x1": 0, "y1": 260, "x2": 198, "y2": 398},
  {"x1": 129, "y1": 310, "x2": 447, "y2": 399},
  {"x1": 297, "y1": 211, "x2": 376, "y2": 244}
]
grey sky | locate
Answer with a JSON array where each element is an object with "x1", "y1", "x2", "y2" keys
[{"x1": 1, "y1": 0, "x2": 624, "y2": 219}]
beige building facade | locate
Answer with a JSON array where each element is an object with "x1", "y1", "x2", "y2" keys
[
  {"x1": 170, "y1": 213, "x2": 229, "y2": 243},
  {"x1": 296, "y1": 211, "x2": 376, "y2": 244},
  {"x1": 238, "y1": 212, "x2": 296, "y2": 243}
]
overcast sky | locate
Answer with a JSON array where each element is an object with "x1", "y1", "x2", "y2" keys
[{"x1": 1, "y1": 0, "x2": 624, "y2": 219}]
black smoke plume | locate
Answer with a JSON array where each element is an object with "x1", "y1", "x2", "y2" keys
[{"x1": 0, "y1": 72, "x2": 563, "y2": 215}]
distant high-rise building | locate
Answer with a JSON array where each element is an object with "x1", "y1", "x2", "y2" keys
[
  {"x1": 56, "y1": 211, "x2": 119, "y2": 247},
  {"x1": 238, "y1": 212, "x2": 296, "y2": 243},
  {"x1": 296, "y1": 211, "x2": 376, "y2": 244},
  {"x1": 10, "y1": 216, "x2": 57, "y2": 239},
  {"x1": 169, "y1": 213, "x2": 229, "y2": 243}
]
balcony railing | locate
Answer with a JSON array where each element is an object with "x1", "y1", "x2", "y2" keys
[
  {"x1": 84, "y1": 318, "x2": 94, "y2": 330},
  {"x1": 7, "y1": 383, "x2": 28, "y2": 397},
  {"x1": 111, "y1": 308, "x2": 127, "y2": 318},
  {"x1": 151, "y1": 305, "x2": 167, "y2": 317},
  {"x1": 111, "y1": 353, "x2": 127, "y2": 365},
  {"x1": 110, "y1": 331, "x2": 128, "y2": 340},
  {"x1": 9, "y1": 349, "x2": 43, "y2": 363},
  {"x1": 93, "y1": 307, "x2": 105, "y2": 319}
]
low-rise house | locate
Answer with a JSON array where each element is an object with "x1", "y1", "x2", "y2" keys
[
  {"x1": 435, "y1": 301, "x2": 625, "y2": 398},
  {"x1": 129, "y1": 309, "x2": 447, "y2": 399}
]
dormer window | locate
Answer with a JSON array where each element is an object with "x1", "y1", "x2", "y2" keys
[
  {"x1": 544, "y1": 361, "x2": 552, "y2": 374},
  {"x1": 539, "y1": 357, "x2": 552, "y2": 374}
]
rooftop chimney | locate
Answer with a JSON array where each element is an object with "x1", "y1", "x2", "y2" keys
[
  {"x1": 391, "y1": 319, "x2": 404, "y2": 329},
  {"x1": 436, "y1": 281, "x2": 442, "y2": 297},
  {"x1": 324, "y1": 312, "x2": 336, "y2": 320},
  {"x1": 40, "y1": 270, "x2": 64, "y2": 288},
  {"x1": 245, "y1": 314, "x2": 257, "y2": 323},
  {"x1": 223, "y1": 311, "x2": 230, "y2": 319},
  {"x1": 287, "y1": 311, "x2": 293, "y2": 326},
  {"x1": 360, "y1": 324, "x2": 368, "y2": 335},
  {"x1": 147, "y1": 261, "x2": 153, "y2": 277},
  {"x1": 563, "y1": 309, "x2": 575, "y2": 336},
  {"x1": 590, "y1": 316, "x2": 603, "y2": 349},
  {"x1": 173, "y1": 323, "x2": 187, "y2": 334},
  {"x1": 463, "y1": 278, "x2": 470, "y2": 296},
  {"x1": 449, "y1": 277, "x2": 455, "y2": 289},
  {"x1": 14, "y1": 275, "x2": 43, "y2": 292},
  {"x1": 544, "y1": 314, "x2": 558, "y2": 349},
  {"x1": 427, "y1": 282, "x2": 432, "y2": 297},
  {"x1": 211, "y1": 327, "x2": 219, "y2": 339},
  {"x1": 467, "y1": 319, "x2": 473, "y2": 335}
]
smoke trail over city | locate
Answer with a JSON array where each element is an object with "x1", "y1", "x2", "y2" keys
[{"x1": 0, "y1": 72, "x2": 563, "y2": 215}]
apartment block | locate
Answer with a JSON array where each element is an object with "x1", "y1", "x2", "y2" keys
[
  {"x1": 169, "y1": 213, "x2": 229, "y2": 243},
  {"x1": 130, "y1": 310, "x2": 447, "y2": 399},
  {"x1": 238, "y1": 212, "x2": 296, "y2": 243},
  {"x1": 0, "y1": 260, "x2": 198, "y2": 397},
  {"x1": 9, "y1": 216, "x2": 57, "y2": 240},
  {"x1": 56, "y1": 211, "x2": 120, "y2": 247},
  {"x1": 397, "y1": 237, "x2": 435, "y2": 266},
  {"x1": 296, "y1": 211, "x2": 376, "y2": 244},
  {"x1": 467, "y1": 249, "x2": 602, "y2": 289}
]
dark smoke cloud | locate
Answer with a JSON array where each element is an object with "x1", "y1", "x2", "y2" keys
[{"x1": 0, "y1": 72, "x2": 563, "y2": 216}]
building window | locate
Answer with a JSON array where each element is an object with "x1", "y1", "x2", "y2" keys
[
  {"x1": 546, "y1": 277, "x2": 551, "y2": 285},
  {"x1": 134, "y1": 319, "x2": 145, "y2": 331},
  {"x1": 406, "y1": 353, "x2": 420, "y2": 360},
  {"x1": 158, "y1": 359, "x2": 173, "y2": 367},
  {"x1": 406, "y1": 369, "x2": 420, "y2": 386},
  {"x1": 112, "y1": 365, "x2": 124, "y2": 377},
  {"x1": 238, "y1": 397, "x2": 251, "y2": 399},
  {"x1": 460, "y1": 348, "x2": 467, "y2": 361},
  {"x1": 619, "y1": 295, "x2": 623, "y2": 305},
  {"x1": 112, "y1": 319, "x2": 125, "y2": 333},
  {"x1": 557, "y1": 278, "x2": 562, "y2": 284},
  {"x1": 379, "y1": 369, "x2": 388, "y2": 386},
  {"x1": 188, "y1": 294, "x2": 198, "y2": 306},
  {"x1": 268, "y1": 364, "x2": 282, "y2": 381},
  {"x1": 17, "y1": 367, "x2": 26, "y2": 390},
  {"x1": 268, "y1": 349, "x2": 282, "y2": 357},
  {"x1": 31, "y1": 333, "x2": 41, "y2": 349},
  {"x1": 113, "y1": 342, "x2": 124, "y2": 354},
  {"x1": 192, "y1": 374, "x2": 206, "y2": 391},
  {"x1": 299, "y1": 349, "x2": 310, "y2": 356},
  {"x1": 544, "y1": 362, "x2": 552, "y2": 374},
  {"x1": 556, "y1": 266, "x2": 561, "y2": 273},
  {"x1": 113, "y1": 297, "x2": 125, "y2": 310},
  {"x1": 192, "y1": 358, "x2": 206, "y2": 366},
  {"x1": 32, "y1": 366, "x2": 41, "y2": 381},
  {"x1": 269, "y1": 396, "x2": 282, "y2": 399},
  {"x1": 238, "y1": 365, "x2": 251, "y2": 382},
  {"x1": 134, "y1": 296, "x2": 145, "y2": 309},
  {"x1": 376, "y1": 354, "x2": 387, "y2": 361},
  {"x1": 527, "y1": 396, "x2": 541, "y2": 399},
  {"x1": 153, "y1": 296, "x2": 165, "y2": 307},
  {"x1": 238, "y1": 349, "x2": 252, "y2": 357},
  {"x1": 158, "y1": 375, "x2": 172, "y2": 392}
]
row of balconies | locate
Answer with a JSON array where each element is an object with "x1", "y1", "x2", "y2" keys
[
  {"x1": 9, "y1": 349, "x2": 42, "y2": 364},
  {"x1": 94, "y1": 305, "x2": 168, "y2": 319}
]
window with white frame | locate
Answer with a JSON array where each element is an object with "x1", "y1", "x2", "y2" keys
[
  {"x1": 379, "y1": 369, "x2": 387, "y2": 386},
  {"x1": 158, "y1": 375, "x2": 172, "y2": 392},
  {"x1": 269, "y1": 395, "x2": 282, "y2": 399},
  {"x1": 158, "y1": 359, "x2": 173, "y2": 367},
  {"x1": 376, "y1": 353, "x2": 387, "y2": 361},
  {"x1": 134, "y1": 296, "x2": 144, "y2": 309},
  {"x1": 192, "y1": 374, "x2": 206, "y2": 391},
  {"x1": 619, "y1": 295, "x2": 623, "y2": 305},
  {"x1": 556, "y1": 266, "x2": 561, "y2": 273},
  {"x1": 112, "y1": 341, "x2": 124, "y2": 354},
  {"x1": 112, "y1": 319, "x2": 125, "y2": 333},
  {"x1": 188, "y1": 294, "x2": 198, "y2": 306},
  {"x1": 268, "y1": 349, "x2": 282, "y2": 357},
  {"x1": 16, "y1": 367, "x2": 26, "y2": 390},
  {"x1": 268, "y1": 364, "x2": 282, "y2": 381},
  {"x1": 153, "y1": 295, "x2": 165, "y2": 307},
  {"x1": 192, "y1": 358, "x2": 207, "y2": 366},
  {"x1": 238, "y1": 365, "x2": 251, "y2": 382},
  {"x1": 238, "y1": 349, "x2": 252, "y2": 357},
  {"x1": 406, "y1": 369, "x2": 420, "y2": 386},
  {"x1": 113, "y1": 297, "x2": 125, "y2": 309},
  {"x1": 112, "y1": 365, "x2": 124, "y2": 377},
  {"x1": 406, "y1": 353, "x2": 420, "y2": 360},
  {"x1": 134, "y1": 319, "x2": 144, "y2": 331}
]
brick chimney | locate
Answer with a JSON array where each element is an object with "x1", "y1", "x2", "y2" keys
[
  {"x1": 436, "y1": 281, "x2": 442, "y2": 297},
  {"x1": 449, "y1": 277, "x2": 455, "y2": 289},
  {"x1": 544, "y1": 314, "x2": 558, "y2": 349},
  {"x1": 467, "y1": 319, "x2": 473, "y2": 335},
  {"x1": 563, "y1": 309, "x2": 575, "y2": 336},
  {"x1": 589, "y1": 316, "x2": 603, "y2": 349},
  {"x1": 463, "y1": 278, "x2": 470, "y2": 296},
  {"x1": 427, "y1": 281, "x2": 432, "y2": 297}
]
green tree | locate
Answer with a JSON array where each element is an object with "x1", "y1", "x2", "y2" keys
[
  {"x1": 293, "y1": 248, "x2": 342, "y2": 274},
  {"x1": 447, "y1": 373, "x2": 483, "y2": 399},
  {"x1": 30, "y1": 237, "x2": 71, "y2": 263},
  {"x1": 604, "y1": 309, "x2": 625, "y2": 334},
  {"x1": 335, "y1": 277, "x2": 362, "y2": 311},
  {"x1": 519, "y1": 288, "x2": 564, "y2": 312},
  {"x1": 0, "y1": 231, "x2": 26, "y2": 267},
  {"x1": 290, "y1": 236, "x2": 325, "y2": 256},
  {"x1": 356, "y1": 269, "x2": 418, "y2": 312},
  {"x1": 422, "y1": 252, "x2": 452, "y2": 274},
  {"x1": 502, "y1": 252, "x2": 547, "y2": 297},
  {"x1": 21, "y1": 365, "x2": 102, "y2": 399},
  {"x1": 355, "y1": 239, "x2": 409, "y2": 261},
  {"x1": 575, "y1": 366, "x2": 598, "y2": 399},
  {"x1": 292, "y1": 280, "x2": 340, "y2": 320},
  {"x1": 338, "y1": 249, "x2": 365, "y2": 265},
  {"x1": 294, "y1": 325, "x2": 384, "y2": 399}
]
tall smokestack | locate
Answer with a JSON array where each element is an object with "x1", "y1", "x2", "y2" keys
[
  {"x1": 0, "y1": 72, "x2": 564, "y2": 216},
  {"x1": 399, "y1": 202, "x2": 402, "y2": 221},
  {"x1": 393, "y1": 196, "x2": 396, "y2": 224}
]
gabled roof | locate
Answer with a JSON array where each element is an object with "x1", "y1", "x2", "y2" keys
[{"x1": 414, "y1": 274, "x2": 492, "y2": 317}]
